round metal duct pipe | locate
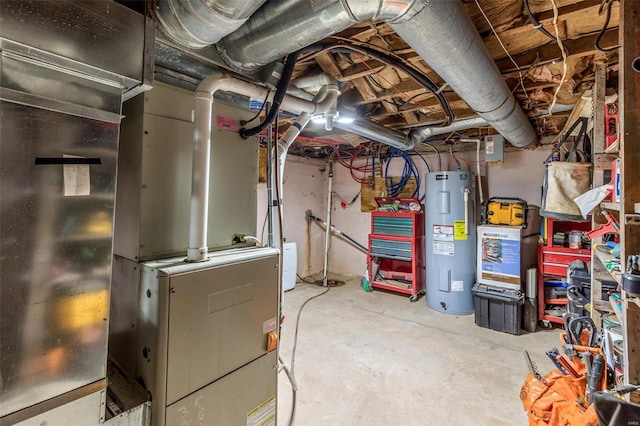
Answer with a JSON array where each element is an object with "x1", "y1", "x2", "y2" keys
[
  {"x1": 215, "y1": 0, "x2": 427, "y2": 74},
  {"x1": 390, "y1": 0, "x2": 537, "y2": 148},
  {"x1": 151, "y1": 0, "x2": 268, "y2": 49}
]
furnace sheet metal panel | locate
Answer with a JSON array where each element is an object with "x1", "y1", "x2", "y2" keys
[
  {"x1": 0, "y1": 102, "x2": 118, "y2": 417},
  {"x1": 135, "y1": 247, "x2": 279, "y2": 426},
  {"x1": 115, "y1": 83, "x2": 259, "y2": 261}
]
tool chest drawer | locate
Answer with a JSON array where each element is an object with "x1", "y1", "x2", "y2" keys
[
  {"x1": 369, "y1": 237, "x2": 413, "y2": 260},
  {"x1": 540, "y1": 247, "x2": 591, "y2": 277}
]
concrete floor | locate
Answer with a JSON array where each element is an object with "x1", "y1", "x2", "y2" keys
[{"x1": 276, "y1": 278, "x2": 560, "y2": 426}]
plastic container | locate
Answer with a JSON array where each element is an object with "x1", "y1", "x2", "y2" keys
[
  {"x1": 568, "y1": 231, "x2": 583, "y2": 249},
  {"x1": 472, "y1": 284, "x2": 524, "y2": 335}
]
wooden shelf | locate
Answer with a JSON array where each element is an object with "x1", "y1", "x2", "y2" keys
[
  {"x1": 627, "y1": 297, "x2": 640, "y2": 310},
  {"x1": 592, "y1": 299, "x2": 613, "y2": 313},
  {"x1": 610, "y1": 296, "x2": 624, "y2": 324},
  {"x1": 604, "y1": 139, "x2": 619, "y2": 154},
  {"x1": 594, "y1": 249, "x2": 622, "y2": 284},
  {"x1": 601, "y1": 202, "x2": 621, "y2": 211}
]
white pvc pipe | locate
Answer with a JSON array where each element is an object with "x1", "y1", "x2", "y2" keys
[
  {"x1": 187, "y1": 73, "x2": 338, "y2": 262},
  {"x1": 476, "y1": 140, "x2": 484, "y2": 205},
  {"x1": 463, "y1": 188, "x2": 470, "y2": 235},
  {"x1": 187, "y1": 91, "x2": 214, "y2": 262},
  {"x1": 322, "y1": 161, "x2": 334, "y2": 286}
]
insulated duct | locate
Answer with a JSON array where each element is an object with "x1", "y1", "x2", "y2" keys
[
  {"x1": 413, "y1": 117, "x2": 489, "y2": 140},
  {"x1": 334, "y1": 119, "x2": 414, "y2": 150},
  {"x1": 215, "y1": 0, "x2": 427, "y2": 74},
  {"x1": 413, "y1": 104, "x2": 576, "y2": 141},
  {"x1": 159, "y1": 0, "x2": 537, "y2": 148},
  {"x1": 212, "y1": 0, "x2": 536, "y2": 147},
  {"x1": 390, "y1": 0, "x2": 537, "y2": 148},
  {"x1": 152, "y1": 0, "x2": 267, "y2": 49}
]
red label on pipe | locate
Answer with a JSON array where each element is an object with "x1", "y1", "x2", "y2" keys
[{"x1": 216, "y1": 114, "x2": 237, "y2": 132}]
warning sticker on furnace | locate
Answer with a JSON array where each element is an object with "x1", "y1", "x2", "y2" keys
[{"x1": 247, "y1": 396, "x2": 275, "y2": 426}]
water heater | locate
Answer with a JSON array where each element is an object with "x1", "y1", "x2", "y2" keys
[{"x1": 425, "y1": 171, "x2": 476, "y2": 314}]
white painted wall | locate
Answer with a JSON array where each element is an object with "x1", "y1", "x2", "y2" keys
[
  {"x1": 485, "y1": 146, "x2": 551, "y2": 206},
  {"x1": 258, "y1": 144, "x2": 553, "y2": 279},
  {"x1": 257, "y1": 156, "x2": 328, "y2": 277}
]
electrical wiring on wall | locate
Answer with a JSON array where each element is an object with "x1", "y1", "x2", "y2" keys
[{"x1": 332, "y1": 143, "x2": 380, "y2": 184}]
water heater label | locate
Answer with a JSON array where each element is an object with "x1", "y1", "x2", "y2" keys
[
  {"x1": 451, "y1": 280, "x2": 464, "y2": 291},
  {"x1": 453, "y1": 220, "x2": 468, "y2": 240},
  {"x1": 433, "y1": 225, "x2": 454, "y2": 242},
  {"x1": 433, "y1": 241, "x2": 454, "y2": 256}
]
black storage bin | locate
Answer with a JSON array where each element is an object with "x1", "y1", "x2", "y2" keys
[{"x1": 472, "y1": 284, "x2": 524, "y2": 335}]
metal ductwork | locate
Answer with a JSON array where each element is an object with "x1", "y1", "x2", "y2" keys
[
  {"x1": 215, "y1": 0, "x2": 427, "y2": 74},
  {"x1": 157, "y1": 0, "x2": 537, "y2": 148},
  {"x1": 413, "y1": 117, "x2": 490, "y2": 141},
  {"x1": 414, "y1": 103, "x2": 576, "y2": 141},
  {"x1": 390, "y1": 0, "x2": 536, "y2": 148},
  {"x1": 334, "y1": 119, "x2": 415, "y2": 150},
  {"x1": 152, "y1": 0, "x2": 267, "y2": 49}
]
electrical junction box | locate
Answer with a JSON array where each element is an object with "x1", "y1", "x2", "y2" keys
[{"x1": 484, "y1": 135, "x2": 504, "y2": 163}]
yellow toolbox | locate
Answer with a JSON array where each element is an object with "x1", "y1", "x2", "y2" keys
[{"x1": 481, "y1": 197, "x2": 529, "y2": 228}]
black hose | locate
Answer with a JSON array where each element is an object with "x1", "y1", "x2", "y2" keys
[
  {"x1": 239, "y1": 51, "x2": 301, "y2": 139},
  {"x1": 308, "y1": 41, "x2": 454, "y2": 126}
]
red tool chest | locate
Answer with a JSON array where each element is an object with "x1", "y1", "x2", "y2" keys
[
  {"x1": 537, "y1": 218, "x2": 592, "y2": 326},
  {"x1": 367, "y1": 199, "x2": 425, "y2": 301}
]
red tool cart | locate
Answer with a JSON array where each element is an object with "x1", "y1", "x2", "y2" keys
[
  {"x1": 537, "y1": 217, "x2": 592, "y2": 327},
  {"x1": 367, "y1": 197, "x2": 425, "y2": 301}
]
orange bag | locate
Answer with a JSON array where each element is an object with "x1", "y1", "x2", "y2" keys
[{"x1": 520, "y1": 364, "x2": 598, "y2": 426}]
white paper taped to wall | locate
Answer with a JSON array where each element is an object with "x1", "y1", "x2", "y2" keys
[{"x1": 63, "y1": 154, "x2": 90, "y2": 196}]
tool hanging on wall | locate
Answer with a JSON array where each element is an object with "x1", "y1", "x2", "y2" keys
[
  {"x1": 605, "y1": 101, "x2": 619, "y2": 149},
  {"x1": 586, "y1": 209, "x2": 620, "y2": 240}
]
